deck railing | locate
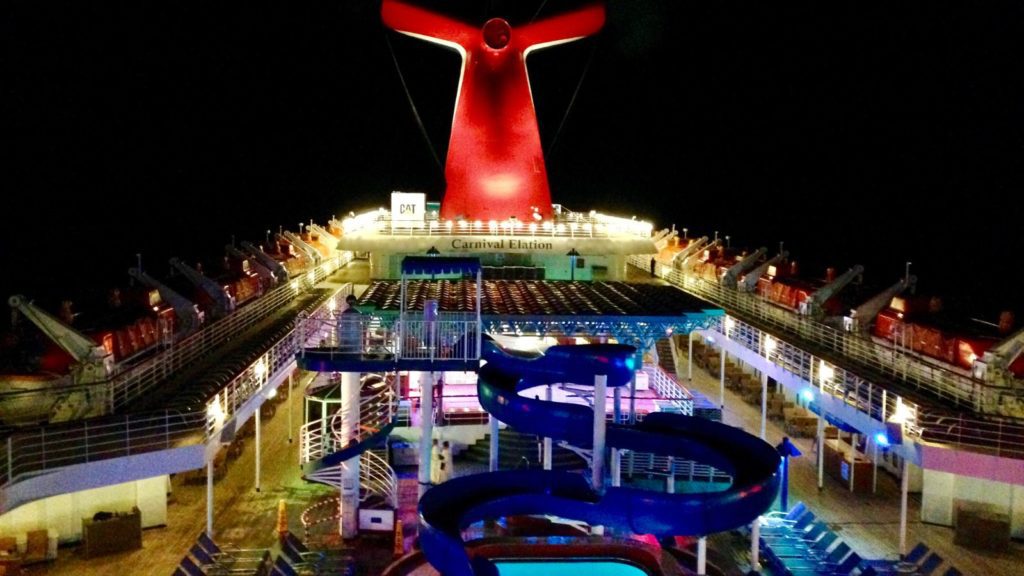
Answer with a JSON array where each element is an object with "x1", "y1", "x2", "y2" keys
[
  {"x1": 629, "y1": 255, "x2": 1023, "y2": 416},
  {"x1": 0, "y1": 278, "x2": 351, "y2": 497}
]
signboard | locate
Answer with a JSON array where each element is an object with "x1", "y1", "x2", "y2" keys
[{"x1": 391, "y1": 192, "x2": 425, "y2": 224}]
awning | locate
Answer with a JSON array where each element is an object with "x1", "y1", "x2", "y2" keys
[{"x1": 401, "y1": 256, "x2": 481, "y2": 276}]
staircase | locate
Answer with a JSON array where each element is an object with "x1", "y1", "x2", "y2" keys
[
  {"x1": 300, "y1": 373, "x2": 399, "y2": 510},
  {"x1": 656, "y1": 337, "x2": 676, "y2": 374},
  {"x1": 460, "y1": 428, "x2": 587, "y2": 470}
]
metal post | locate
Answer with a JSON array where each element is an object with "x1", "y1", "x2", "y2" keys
[
  {"x1": 287, "y1": 373, "x2": 294, "y2": 444},
  {"x1": 629, "y1": 351, "x2": 640, "y2": 424},
  {"x1": 611, "y1": 448, "x2": 621, "y2": 487},
  {"x1": 666, "y1": 456, "x2": 675, "y2": 494},
  {"x1": 760, "y1": 370, "x2": 768, "y2": 440},
  {"x1": 688, "y1": 332, "x2": 694, "y2": 381},
  {"x1": 340, "y1": 371, "x2": 360, "y2": 537},
  {"x1": 255, "y1": 406, "x2": 262, "y2": 492},
  {"x1": 697, "y1": 537, "x2": 707, "y2": 575},
  {"x1": 719, "y1": 349, "x2": 726, "y2": 416},
  {"x1": 750, "y1": 517, "x2": 760, "y2": 571},
  {"x1": 899, "y1": 456, "x2": 909, "y2": 558},
  {"x1": 206, "y1": 459, "x2": 214, "y2": 537},
  {"x1": 613, "y1": 386, "x2": 622, "y2": 424},
  {"x1": 592, "y1": 374, "x2": 607, "y2": 491},
  {"x1": 849, "y1": 433, "x2": 857, "y2": 492},
  {"x1": 872, "y1": 436, "x2": 879, "y2": 494},
  {"x1": 817, "y1": 413, "x2": 825, "y2": 490},
  {"x1": 543, "y1": 385, "x2": 553, "y2": 470},
  {"x1": 489, "y1": 413, "x2": 499, "y2": 472},
  {"x1": 418, "y1": 371, "x2": 434, "y2": 498}
]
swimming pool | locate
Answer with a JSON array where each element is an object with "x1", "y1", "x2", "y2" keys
[{"x1": 495, "y1": 560, "x2": 650, "y2": 576}]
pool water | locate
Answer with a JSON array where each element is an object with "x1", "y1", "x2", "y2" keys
[{"x1": 495, "y1": 560, "x2": 649, "y2": 576}]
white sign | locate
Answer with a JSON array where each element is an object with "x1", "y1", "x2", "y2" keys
[{"x1": 391, "y1": 192, "x2": 425, "y2": 223}]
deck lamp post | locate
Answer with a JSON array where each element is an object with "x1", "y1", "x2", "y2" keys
[
  {"x1": 775, "y1": 437, "x2": 802, "y2": 512},
  {"x1": 567, "y1": 248, "x2": 580, "y2": 281},
  {"x1": 426, "y1": 246, "x2": 440, "y2": 256}
]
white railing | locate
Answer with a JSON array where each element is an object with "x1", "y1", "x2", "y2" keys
[
  {"x1": 1, "y1": 410, "x2": 206, "y2": 488},
  {"x1": 299, "y1": 315, "x2": 481, "y2": 363},
  {"x1": 299, "y1": 375, "x2": 397, "y2": 466},
  {"x1": 360, "y1": 450, "x2": 398, "y2": 508},
  {"x1": 623, "y1": 450, "x2": 733, "y2": 484},
  {"x1": 342, "y1": 207, "x2": 653, "y2": 240},
  {"x1": 0, "y1": 276, "x2": 352, "y2": 498},
  {"x1": 206, "y1": 285, "x2": 351, "y2": 437},
  {"x1": 630, "y1": 255, "x2": 1024, "y2": 416},
  {"x1": 642, "y1": 365, "x2": 695, "y2": 416}
]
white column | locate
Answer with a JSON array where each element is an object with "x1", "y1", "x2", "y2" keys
[
  {"x1": 255, "y1": 407, "x2": 262, "y2": 492},
  {"x1": 899, "y1": 456, "x2": 909, "y2": 558},
  {"x1": 719, "y1": 350, "x2": 726, "y2": 415},
  {"x1": 206, "y1": 459, "x2": 214, "y2": 537},
  {"x1": 666, "y1": 456, "x2": 675, "y2": 494},
  {"x1": 613, "y1": 386, "x2": 622, "y2": 424},
  {"x1": 687, "y1": 333, "x2": 694, "y2": 381},
  {"x1": 489, "y1": 413, "x2": 500, "y2": 472},
  {"x1": 817, "y1": 413, "x2": 825, "y2": 490},
  {"x1": 697, "y1": 537, "x2": 707, "y2": 575},
  {"x1": 340, "y1": 371, "x2": 360, "y2": 538},
  {"x1": 418, "y1": 371, "x2": 434, "y2": 498},
  {"x1": 592, "y1": 374, "x2": 608, "y2": 491},
  {"x1": 872, "y1": 437, "x2": 879, "y2": 494},
  {"x1": 750, "y1": 517, "x2": 760, "y2": 571},
  {"x1": 287, "y1": 373, "x2": 294, "y2": 444},
  {"x1": 611, "y1": 449, "x2": 621, "y2": 487},
  {"x1": 543, "y1": 385, "x2": 553, "y2": 470},
  {"x1": 629, "y1": 352, "x2": 639, "y2": 424}
]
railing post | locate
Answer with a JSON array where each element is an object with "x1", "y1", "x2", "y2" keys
[
  {"x1": 6, "y1": 437, "x2": 12, "y2": 483},
  {"x1": 126, "y1": 414, "x2": 131, "y2": 456},
  {"x1": 40, "y1": 429, "x2": 45, "y2": 469},
  {"x1": 84, "y1": 421, "x2": 89, "y2": 461}
]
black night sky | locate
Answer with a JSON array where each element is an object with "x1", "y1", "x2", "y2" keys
[{"x1": 3, "y1": 1, "x2": 1022, "y2": 320}]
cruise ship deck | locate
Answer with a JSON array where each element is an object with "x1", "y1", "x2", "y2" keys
[{"x1": 7, "y1": 266, "x2": 1015, "y2": 576}]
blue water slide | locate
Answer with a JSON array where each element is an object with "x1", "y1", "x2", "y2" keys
[{"x1": 418, "y1": 337, "x2": 781, "y2": 576}]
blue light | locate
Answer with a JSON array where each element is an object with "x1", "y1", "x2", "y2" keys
[
  {"x1": 625, "y1": 357, "x2": 635, "y2": 370},
  {"x1": 874, "y1": 432, "x2": 890, "y2": 448},
  {"x1": 799, "y1": 389, "x2": 814, "y2": 403}
]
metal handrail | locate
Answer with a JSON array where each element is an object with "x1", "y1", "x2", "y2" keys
[
  {"x1": 630, "y1": 256, "x2": 1023, "y2": 416},
  {"x1": 623, "y1": 450, "x2": 732, "y2": 484},
  {"x1": 642, "y1": 365, "x2": 695, "y2": 416},
  {"x1": 360, "y1": 450, "x2": 398, "y2": 508},
  {"x1": 0, "y1": 278, "x2": 351, "y2": 493}
]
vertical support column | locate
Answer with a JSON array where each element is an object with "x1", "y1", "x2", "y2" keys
[
  {"x1": 849, "y1": 433, "x2": 858, "y2": 492},
  {"x1": 543, "y1": 385, "x2": 553, "y2": 471},
  {"x1": 817, "y1": 413, "x2": 825, "y2": 490},
  {"x1": 613, "y1": 386, "x2": 622, "y2": 424},
  {"x1": 666, "y1": 456, "x2": 675, "y2": 494},
  {"x1": 206, "y1": 459, "x2": 214, "y2": 537},
  {"x1": 899, "y1": 456, "x2": 909, "y2": 558},
  {"x1": 489, "y1": 413, "x2": 500, "y2": 472},
  {"x1": 687, "y1": 332, "x2": 694, "y2": 381},
  {"x1": 611, "y1": 449, "x2": 621, "y2": 487},
  {"x1": 592, "y1": 374, "x2": 608, "y2": 491},
  {"x1": 697, "y1": 537, "x2": 707, "y2": 575},
  {"x1": 872, "y1": 437, "x2": 879, "y2": 494},
  {"x1": 255, "y1": 407, "x2": 262, "y2": 492},
  {"x1": 719, "y1": 350, "x2": 726, "y2": 415},
  {"x1": 287, "y1": 373, "x2": 294, "y2": 444},
  {"x1": 629, "y1": 351, "x2": 641, "y2": 424},
  {"x1": 760, "y1": 371, "x2": 768, "y2": 440},
  {"x1": 418, "y1": 371, "x2": 434, "y2": 498},
  {"x1": 340, "y1": 371, "x2": 360, "y2": 538},
  {"x1": 750, "y1": 518, "x2": 760, "y2": 572}
]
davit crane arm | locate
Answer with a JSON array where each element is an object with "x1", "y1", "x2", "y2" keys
[
  {"x1": 280, "y1": 231, "x2": 322, "y2": 265},
  {"x1": 240, "y1": 241, "x2": 289, "y2": 284},
  {"x1": 848, "y1": 275, "x2": 916, "y2": 334},
  {"x1": 128, "y1": 268, "x2": 204, "y2": 334},
  {"x1": 802, "y1": 265, "x2": 864, "y2": 317},
  {"x1": 169, "y1": 258, "x2": 235, "y2": 317},
  {"x1": 721, "y1": 247, "x2": 767, "y2": 289},
  {"x1": 8, "y1": 295, "x2": 113, "y2": 384},
  {"x1": 739, "y1": 251, "x2": 789, "y2": 292}
]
